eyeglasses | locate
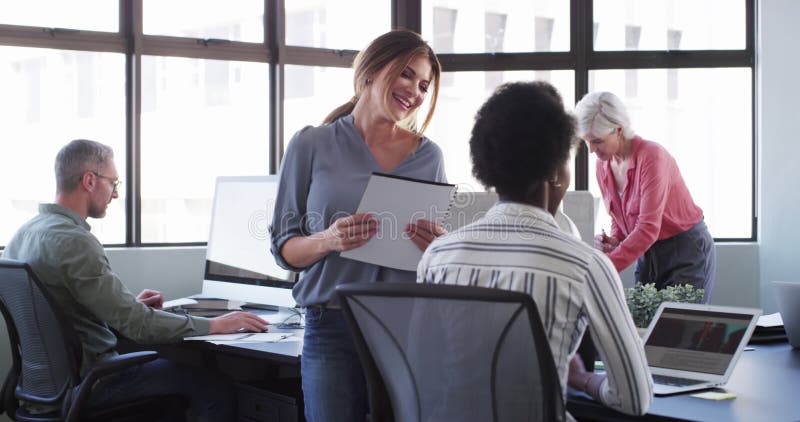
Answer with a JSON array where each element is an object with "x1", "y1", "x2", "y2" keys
[{"x1": 92, "y1": 171, "x2": 122, "y2": 193}]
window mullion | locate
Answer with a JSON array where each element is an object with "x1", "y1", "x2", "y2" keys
[
  {"x1": 0, "y1": 24, "x2": 126, "y2": 53},
  {"x1": 138, "y1": 35, "x2": 270, "y2": 63},
  {"x1": 393, "y1": 0, "x2": 422, "y2": 32},
  {"x1": 573, "y1": 0, "x2": 591, "y2": 191},
  {"x1": 437, "y1": 52, "x2": 574, "y2": 72},
  {"x1": 268, "y1": 0, "x2": 284, "y2": 173},
  {"x1": 588, "y1": 50, "x2": 752, "y2": 70},
  {"x1": 124, "y1": 0, "x2": 142, "y2": 245},
  {"x1": 281, "y1": 46, "x2": 357, "y2": 68}
]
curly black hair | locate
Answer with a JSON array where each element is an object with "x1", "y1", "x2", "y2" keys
[{"x1": 470, "y1": 81, "x2": 575, "y2": 199}]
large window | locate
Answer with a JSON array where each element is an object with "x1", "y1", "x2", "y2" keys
[
  {"x1": 284, "y1": 0, "x2": 390, "y2": 50},
  {"x1": 0, "y1": 0, "x2": 755, "y2": 247},
  {"x1": 593, "y1": 0, "x2": 746, "y2": 51},
  {"x1": 140, "y1": 56, "x2": 269, "y2": 243},
  {"x1": 422, "y1": 0, "x2": 755, "y2": 241},
  {"x1": 283, "y1": 65, "x2": 353, "y2": 144},
  {"x1": 588, "y1": 68, "x2": 752, "y2": 238},
  {"x1": 427, "y1": 70, "x2": 575, "y2": 192},
  {"x1": 0, "y1": 46, "x2": 125, "y2": 245},
  {"x1": 142, "y1": 0, "x2": 264, "y2": 42},
  {"x1": 0, "y1": 0, "x2": 119, "y2": 32},
  {"x1": 421, "y1": 1, "x2": 570, "y2": 53}
]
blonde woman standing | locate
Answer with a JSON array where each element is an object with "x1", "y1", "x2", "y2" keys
[{"x1": 270, "y1": 30, "x2": 445, "y2": 421}]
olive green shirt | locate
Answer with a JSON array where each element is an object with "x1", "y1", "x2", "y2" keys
[{"x1": 2, "y1": 204, "x2": 210, "y2": 375}]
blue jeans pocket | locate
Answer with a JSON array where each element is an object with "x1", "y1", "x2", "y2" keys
[{"x1": 304, "y1": 307, "x2": 325, "y2": 326}]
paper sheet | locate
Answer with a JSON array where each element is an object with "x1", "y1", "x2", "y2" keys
[
  {"x1": 757, "y1": 312, "x2": 784, "y2": 328},
  {"x1": 184, "y1": 332, "x2": 294, "y2": 343},
  {"x1": 340, "y1": 173, "x2": 455, "y2": 271},
  {"x1": 163, "y1": 298, "x2": 198, "y2": 309},
  {"x1": 690, "y1": 391, "x2": 736, "y2": 401}
]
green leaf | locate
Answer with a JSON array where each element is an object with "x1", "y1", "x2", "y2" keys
[{"x1": 625, "y1": 282, "x2": 704, "y2": 328}]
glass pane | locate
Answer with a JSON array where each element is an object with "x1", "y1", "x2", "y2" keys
[
  {"x1": 587, "y1": 68, "x2": 752, "y2": 239},
  {"x1": 427, "y1": 70, "x2": 575, "y2": 193},
  {"x1": 421, "y1": 0, "x2": 570, "y2": 53},
  {"x1": 0, "y1": 0, "x2": 118, "y2": 32},
  {"x1": 140, "y1": 56, "x2": 269, "y2": 243},
  {"x1": 283, "y1": 65, "x2": 353, "y2": 145},
  {"x1": 0, "y1": 47, "x2": 126, "y2": 246},
  {"x1": 285, "y1": 0, "x2": 390, "y2": 50},
  {"x1": 593, "y1": 0, "x2": 745, "y2": 51},
  {"x1": 143, "y1": 0, "x2": 263, "y2": 43}
]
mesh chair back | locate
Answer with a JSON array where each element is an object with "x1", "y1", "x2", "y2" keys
[
  {"x1": 0, "y1": 259, "x2": 81, "y2": 405},
  {"x1": 338, "y1": 283, "x2": 565, "y2": 422}
]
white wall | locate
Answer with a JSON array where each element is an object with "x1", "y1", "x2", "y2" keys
[
  {"x1": 105, "y1": 247, "x2": 206, "y2": 298},
  {"x1": 758, "y1": 0, "x2": 800, "y2": 313},
  {"x1": 616, "y1": 244, "x2": 760, "y2": 308}
]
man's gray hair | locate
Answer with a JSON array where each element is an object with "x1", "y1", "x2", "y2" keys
[
  {"x1": 574, "y1": 91, "x2": 635, "y2": 139},
  {"x1": 55, "y1": 139, "x2": 115, "y2": 193}
]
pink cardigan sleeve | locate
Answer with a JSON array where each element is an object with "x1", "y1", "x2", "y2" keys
[{"x1": 607, "y1": 149, "x2": 671, "y2": 272}]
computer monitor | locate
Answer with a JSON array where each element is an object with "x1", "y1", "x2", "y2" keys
[
  {"x1": 202, "y1": 175, "x2": 296, "y2": 310},
  {"x1": 442, "y1": 191, "x2": 498, "y2": 231}
]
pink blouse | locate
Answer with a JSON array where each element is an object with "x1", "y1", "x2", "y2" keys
[{"x1": 596, "y1": 136, "x2": 704, "y2": 271}]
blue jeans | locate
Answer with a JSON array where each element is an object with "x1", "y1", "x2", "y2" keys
[
  {"x1": 301, "y1": 307, "x2": 368, "y2": 422},
  {"x1": 87, "y1": 357, "x2": 236, "y2": 422}
]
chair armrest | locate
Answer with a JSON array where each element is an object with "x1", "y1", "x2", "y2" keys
[
  {"x1": 64, "y1": 351, "x2": 159, "y2": 422},
  {"x1": 81, "y1": 351, "x2": 158, "y2": 387}
]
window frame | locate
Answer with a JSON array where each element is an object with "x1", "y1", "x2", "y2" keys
[
  {"x1": 0, "y1": 0, "x2": 756, "y2": 247},
  {"x1": 416, "y1": 0, "x2": 757, "y2": 242}
]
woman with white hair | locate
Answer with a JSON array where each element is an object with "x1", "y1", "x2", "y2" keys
[{"x1": 574, "y1": 91, "x2": 715, "y2": 303}]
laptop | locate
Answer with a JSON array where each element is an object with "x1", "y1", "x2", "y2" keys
[
  {"x1": 642, "y1": 302, "x2": 761, "y2": 395},
  {"x1": 773, "y1": 281, "x2": 800, "y2": 348}
]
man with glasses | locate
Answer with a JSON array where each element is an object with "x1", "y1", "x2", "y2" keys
[{"x1": 2, "y1": 139, "x2": 268, "y2": 421}]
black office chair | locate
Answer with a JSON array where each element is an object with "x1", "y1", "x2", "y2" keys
[
  {"x1": 337, "y1": 282, "x2": 565, "y2": 422},
  {"x1": 0, "y1": 259, "x2": 186, "y2": 422}
]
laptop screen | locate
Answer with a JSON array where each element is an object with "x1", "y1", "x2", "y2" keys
[{"x1": 645, "y1": 307, "x2": 753, "y2": 375}]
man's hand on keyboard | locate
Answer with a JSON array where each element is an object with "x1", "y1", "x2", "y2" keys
[{"x1": 209, "y1": 311, "x2": 269, "y2": 334}]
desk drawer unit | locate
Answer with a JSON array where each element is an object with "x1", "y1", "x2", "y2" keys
[{"x1": 237, "y1": 383, "x2": 300, "y2": 422}]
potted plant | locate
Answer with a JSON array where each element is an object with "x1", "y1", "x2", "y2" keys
[{"x1": 625, "y1": 283, "x2": 705, "y2": 331}]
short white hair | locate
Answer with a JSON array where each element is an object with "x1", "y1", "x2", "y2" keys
[
  {"x1": 574, "y1": 91, "x2": 635, "y2": 139},
  {"x1": 55, "y1": 139, "x2": 114, "y2": 193}
]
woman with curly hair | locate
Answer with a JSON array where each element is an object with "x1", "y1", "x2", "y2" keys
[{"x1": 417, "y1": 81, "x2": 653, "y2": 418}]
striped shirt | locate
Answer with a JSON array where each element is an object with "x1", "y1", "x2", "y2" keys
[{"x1": 417, "y1": 202, "x2": 653, "y2": 416}]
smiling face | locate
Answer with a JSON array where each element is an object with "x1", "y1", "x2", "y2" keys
[
  {"x1": 582, "y1": 127, "x2": 623, "y2": 161},
  {"x1": 368, "y1": 54, "x2": 432, "y2": 124}
]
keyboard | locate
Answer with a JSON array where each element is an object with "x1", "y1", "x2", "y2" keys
[{"x1": 653, "y1": 375, "x2": 705, "y2": 387}]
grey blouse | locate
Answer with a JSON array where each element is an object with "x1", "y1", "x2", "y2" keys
[{"x1": 270, "y1": 115, "x2": 447, "y2": 306}]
